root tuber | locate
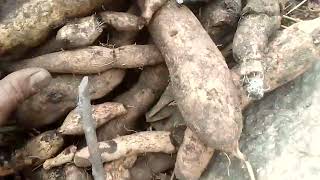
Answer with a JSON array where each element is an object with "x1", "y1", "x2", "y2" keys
[
  {"x1": 74, "y1": 131, "x2": 175, "y2": 167},
  {"x1": 129, "y1": 153, "x2": 176, "y2": 180},
  {"x1": 43, "y1": 145, "x2": 77, "y2": 170},
  {"x1": 16, "y1": 69, "x2": 125, "y2": 128},
  {"x1": 199, "y1": 0, "x2": 241, "y2": 45},
  {"x1": 138, "y1": 0, "x2": 169, "y2": 23},
  {"x1": 58, "y1": 102, "x2": 126, "y2": 135},
  {"x1": 55, "y1": 15, "x2": 103, "y2": 49},
  {"x1": 108, "y1": 5, "x2": 141, "y2": 47},
  {"x1": 263, "y1": 18, "x2": 320, "y2": 91},
  {"x1": 149, "y1": 0, "x2": 242, "y2": 153},
  {"x1": 104, "y1": 155, "x2": 137, "y2": 180},
  {"x1": 3, "y1": 45, "x2": 163, "y2": 74},
  {"x1": 65, "y1": 165, "x2": 93, "y2": 180},
  {"x1": 174, "y1": 128, "x2": 214, "y2": 180},
  {"x1": 233, "y1": 0, "x2": 281, "y2": 99},
  {"x1": 13, "y1": 130, "x2": 64, "y2": 168},
  {"x1": 100, "y1": 11, "x2": 145, "y2": 31}
]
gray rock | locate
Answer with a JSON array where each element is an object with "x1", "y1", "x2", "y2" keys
[{"x1": 201, "y1": 61, "x2": 320, "y2": 180}]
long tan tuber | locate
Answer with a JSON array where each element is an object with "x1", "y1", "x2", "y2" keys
[
  {"x1": 74, "y1": 131, "x2": 175, "y2": 167},
  {"x1": 149, "y1": 0, "x2": 242, "y2": 153},
  {"x1": 43, "y1": 145, "x2": 77, "y2": 170},
  {"x1": 58, "y1": 102, "x2": 126, "y2": 135},
  {"x1": 16, "y1": 69, "x2": 125, "y2": 128},
  {"x1": 3, "y1": 45, "x2": 163, "y2": 74}
]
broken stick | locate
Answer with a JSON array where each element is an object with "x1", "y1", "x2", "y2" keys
[{"x1": 78, "y1": 76, "x2": 105, "y2": 180}]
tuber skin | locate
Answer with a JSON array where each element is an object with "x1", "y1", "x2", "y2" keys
[
  {"x1": 137, "y1": 0, "x2": 169, "y2": 23},
  {"x1": 263, "y1": 19, "x2": 320, "y2": 92},
  {"x1": 58, "y1": 102, "x2": 127, "y2": 135},
  {"x1": 103, "y1": 153, "x2": 175, "y2": 180},
  {"x1": 23, "y1": 165, "x2": 93, "y2": 180},
  {"x1": 3, "y1": 45, "x2": 163, "y2": 74},
  {"x1": 199, "y1": 0, "x2": 241, "y2": 45},
  {"x1": 0, "y1": 130, "x2": 63, "y2": 176},
  {"x1": 97, "y1": 64, "x2": 169, "y2": 141},
  {"x1": 74, "y1": 131, "x2": 176, "y2": 167},
  {"x1": 108, "y1": 5, "x2": 141, "y2": 47},
  {"x1": 100, "y1": 11, "x2": 145, "y2": 31},
  {"x1": 104, "y1": 155, "x2": 137, "y2": 180},
  {"x1": 30, "y1": 37, "x2": 76, "y2": 59},
  {"x1": 13, "y1": 130, "x2": 64, "y2": 168},
  {"x1": 108, "y1": 30, "x2": 140, "y2": 47},
  {"x1": 56, "y1": 15, "x2": 103, "y2": 49},
  {"x1": 174, "y1": 128, "x2": 214, "y2": 180},
  {"x1": 43, "y1": 145, "x2": 77, "y2": 170},
  {"x1": 233, "y1": 0, "x2": 281, "y2": 99},
  {"x1": 0, "y1": 0, "x2": 105, "y2": 56},
  {"x1": 149, "y1": 0, "x2": 242, "y2": 153},
  {"x1": 65, "y1": 165, "x2": 93, "y2": 180},
  {"x1": 129, "y1": 153, "x2": 176, "y2": 180},
  {"x1": 16, "y1": 69, "x2": 125, "y2": 128}
]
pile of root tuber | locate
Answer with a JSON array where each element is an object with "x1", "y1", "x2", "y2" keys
[{"x1": 0, "y1": 0, "x2": 319, "y2": 179}]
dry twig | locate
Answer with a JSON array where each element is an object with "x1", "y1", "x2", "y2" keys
[
  {"x1": 286, "y1": 0, "x2": 308, "y2": 15},
  {"x1": 78, "y1": 76, "x2": 105, "y2": 180}
]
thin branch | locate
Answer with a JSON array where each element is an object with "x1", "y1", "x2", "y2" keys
[
  {"x1": 78, "y1": 76, "x2": 105, "y2": 180},
  {"x1": 286, "y1": 0, "x2": 307, "y2": 15},
  {"x1": 282, "y1": 15, "x2": 301, "y2": 22}
]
